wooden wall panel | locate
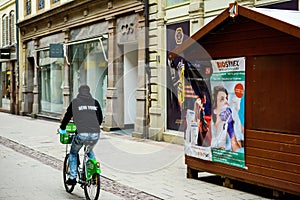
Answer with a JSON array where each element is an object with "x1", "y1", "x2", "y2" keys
[
  {"x1": 246, "y1": 147, "x2": 300, "y2": 164},
  {"x1": 249, "y1": 54, "x2": 300, "y2": 134},
  {"x1": 186, "y1": 155, "x2": 300, "y2": 195},
  {"x1": 246, "y1": 130, "x2": 300, "y2": 174},
  {"x1": 198, "y1": 16, "x2": 300, "y2": 58},
  {"x1": 246, "y1": 139, "x2": 300, "y2": 154},
  {"x1": 247, "y1": 130, "x2": 300, "y2": 144},
  {"x1": 246, "y1": 156, "x2": 299, "y2": 173}
]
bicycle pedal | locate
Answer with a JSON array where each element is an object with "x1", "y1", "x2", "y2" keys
[{"x1": 78, "y1": 179, "x2": 85, "y2": 184}]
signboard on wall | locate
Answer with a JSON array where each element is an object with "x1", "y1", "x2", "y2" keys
[
  {"x1": 185, "y1": 57, "x2": 246, "y2": 169},
  {"x1": 50, "y1": 44, "x2": 64, "y2": 58},
  {"x1": 0, "y1": 49, "x2": 10, "y2": 59}
]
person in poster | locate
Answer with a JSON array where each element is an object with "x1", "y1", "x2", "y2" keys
[
  {"x1": 209, "y1": 57, "x2": 246, "y2": 168},
  {"x1": 211, "y1": 85, "x2": 241, "y2": 152},
  {"x1": 166, "y1": 56, "x2": 186, "y2": 132},
  {"x1": 183, "y1": 60, "x2": 213, "y2": 161},
  {"x1": 193, "y1": 92, "x2": 209, "y2": 146}
]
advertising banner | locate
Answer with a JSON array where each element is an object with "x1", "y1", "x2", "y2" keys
[
  {"x1": 166, "y1": 22, "x2": 190, "y2": 132},
  {"x1": 185, "y1": 57, "x2": 246, "y2": 168}
]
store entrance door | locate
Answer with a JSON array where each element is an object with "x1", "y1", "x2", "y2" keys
[
  {"x1": 123, "y1": 43, "x2": 138, "y2": 128},
  {"x1": 0, "y1": 63, "x2": 11, "y2": 110}
]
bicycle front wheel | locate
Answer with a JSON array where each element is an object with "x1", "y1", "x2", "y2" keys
[
  {"x1": 84, "y1": 174, "x2": 100, "y2": 200},
  {"x1": 63, "y1": 153, "x2": 75, "y2": 193}
]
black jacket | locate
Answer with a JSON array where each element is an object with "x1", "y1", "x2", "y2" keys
[{"x1": 60, "y1": 91, "x2": 103, "y2": 133}]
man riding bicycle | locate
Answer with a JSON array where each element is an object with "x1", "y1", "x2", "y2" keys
[{"x1": 59, "y1": 85, "x2": 103, "y2": 185}]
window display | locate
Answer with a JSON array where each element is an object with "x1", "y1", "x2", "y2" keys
[
  {"x1": 38, "y1": 50, "x2": 64, "y2": 113},
  {"x1": 69, "y1": 39, "x2": 108, "y2": 116}
]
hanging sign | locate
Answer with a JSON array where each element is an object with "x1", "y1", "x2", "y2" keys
[{"x1": 0, "y1": 49, "x2": 10, "y2": 59}]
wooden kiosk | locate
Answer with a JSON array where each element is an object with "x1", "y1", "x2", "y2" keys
[{"x1": 171, "y1": 3, "x2": 300, "y2": 196}]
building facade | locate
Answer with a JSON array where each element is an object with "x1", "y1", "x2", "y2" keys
[
  {"x1": 13, "y1": 0, "x2": 300, "y2": 143},
  {"x1": 17, "y1": 0, "x2": 147, "y2": 136},
  {"x1": 0, "y1": 0, "x2": 17, "y2": 114}
]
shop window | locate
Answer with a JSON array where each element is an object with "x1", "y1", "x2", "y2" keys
[
  {"x1": 25, "y1": 0, "x2": 31, "y2": 15},
  {"x1": 38, "y1": 50, "x2": 64, "y2": 114},
  {"x1": 69, "y1": 39, "x2": 108, "y2": 116},
  {"x1": 0, "y1": 63, "x2": 11, "y2": 110},
  {"x1": 166, "y1": 0, "x2": 189, "y2": 7}
]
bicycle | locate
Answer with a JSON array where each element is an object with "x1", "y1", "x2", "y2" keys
[{"x1": 59, "y1": 123, "x2": 101, "y2": 200}]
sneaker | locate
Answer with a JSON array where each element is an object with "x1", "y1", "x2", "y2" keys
[{"x1": 65, "y1": 178, "x2": 77, "y2": 185}]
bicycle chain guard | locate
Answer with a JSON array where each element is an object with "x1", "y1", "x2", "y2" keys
[{"x1": 85, "y1": 158, "x2": 101, "y2": 181}]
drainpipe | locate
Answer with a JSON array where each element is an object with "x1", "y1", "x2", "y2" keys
[
  {"x1": 144, "y1": 0, "x2": 151, "y2": 138},
  {"x1": 15, "y1": 0, "x2": 19, "y2": 115}
]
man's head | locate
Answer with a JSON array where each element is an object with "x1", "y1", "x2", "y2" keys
[{"x1": 78, "y1": 85, "x2": 90, "y2": 94}]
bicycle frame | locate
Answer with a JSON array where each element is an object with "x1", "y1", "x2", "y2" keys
[
  {"x1": 65, "y1": 141, "x2": 101, "y2": 183},
  {"x1": 83, "y1": 146, "x2": 101, "y2": 181}
]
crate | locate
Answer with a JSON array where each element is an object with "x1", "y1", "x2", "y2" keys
[
  {"x1": 60, "y1": 133, "x2": 73, "y2": 144},
  {"x1": 60, "y1": 123, "x2": 76, "y2": 144}
]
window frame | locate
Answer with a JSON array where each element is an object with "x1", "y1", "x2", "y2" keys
[
  {"x1": 37, "y1": 0, "x2": 45, "y2": 11},
  {"x1": 51, "y1": 0, "x2": 60, "y2": 6},
  {"x1": 2, "y1": 14, "x2": 8, "y2": 46},
  {"x1": 25, "y1": 0, "x2": 31, "y2": 16},
  {"x1": 9, "y1": 11, "x2": 15, "y2": 45}
]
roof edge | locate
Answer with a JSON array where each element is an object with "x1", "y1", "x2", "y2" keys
[
  {"x1": 169, "y1": 2, "x2": 300, "y2": 59},
  {"x1": 239, "y1": 6, "x2": 300, "y2": 39}
]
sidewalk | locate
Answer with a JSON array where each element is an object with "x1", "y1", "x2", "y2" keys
[
  {"x1": 0, "y1": 112, "x2": 270, "y2": 200},
  {"x1": 0, "y1": 143, "x2": 123, "y2": 200}
]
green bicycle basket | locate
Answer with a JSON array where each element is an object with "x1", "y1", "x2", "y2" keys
[{"x1": 60, "y1": 123, "x2": 76, "y2": 144}]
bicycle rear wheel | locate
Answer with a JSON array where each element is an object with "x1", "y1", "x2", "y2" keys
[
  {"x1": 84, "y1": 174, "x2": 100, "y2": 200},
  {"x1": 63, "y1": 153, "x2": 75, "y2": 193}
]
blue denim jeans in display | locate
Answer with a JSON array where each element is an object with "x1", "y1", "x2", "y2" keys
[{"x1": 69, "y1": 133, "x2": 100, "y2": 179}]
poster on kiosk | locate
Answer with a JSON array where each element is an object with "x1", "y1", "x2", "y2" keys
[{"x1": 185, "y1": 57, "x2": 246, "y2": 169}]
